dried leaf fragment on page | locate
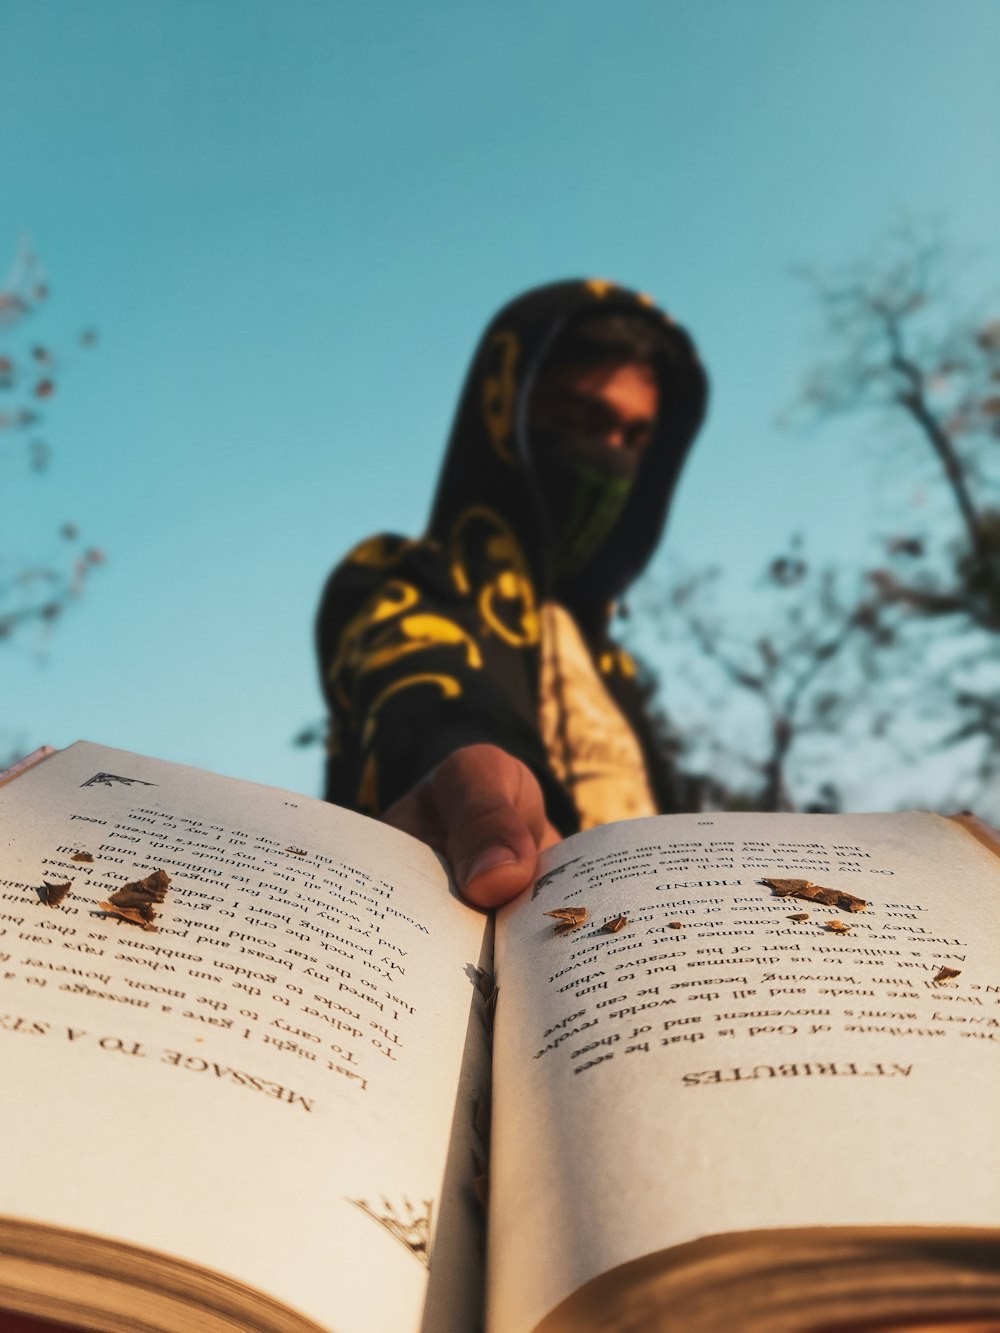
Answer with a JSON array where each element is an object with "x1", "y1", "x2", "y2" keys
[
  {"x1": 41, "y1": 881, "x2": 72, "y2": 907},
  {"x1": 544, "y1": 906, "x2": 588, "y2": 925},
  {"x1": 836, "y1": 895, "x2": 867, "y2": 913},
  {"x1": 98, "y1": 901, "x2": 158, "y2": 931},
  {"x1": 284, "y1": 847, "x2": 307, "y2": 856},
  {"x1": 545, "y1": 906, "x2": 588, "y2": 936},
  {"x1": 667, "y1": 921, "x2": 683, "y2": 930},
  {"x1": 823, "y1": 919, "x2": 852, "y2": 933},
  {"x1": 70, "y1": 851, "x2": 94, "y2": 863},
  {"x1": 602, "y1": 915, "x2": 628, "y2": 933},
  {"x1": 762, "y1": 877, "x2": 868, "y2": 913},
  {"x1": 100, "y1": 868, "x2": 171, "y2": 931},
  {"x1": 483, "y1": 984, "x2": 499, "y2": 1039},
  {"x1": 788, "y1": 912, "x2": 810, "y2": 922},
  {"x1": 933, "y1": 966, "x2": 962, "y2": 983},
  {"x1": 108, "y1": 868, "x2": 170, "y2": 909},
  {"x1": 473, "y1": 966, "x2": 494, "y2": 1000},
  {"x1": 765, "y1": 877, "x2": 812, "y2": 893}
]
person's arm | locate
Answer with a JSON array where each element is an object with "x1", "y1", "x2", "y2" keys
[{"x1": 316, "y1": 538, "x2": 573, "y2": 900}]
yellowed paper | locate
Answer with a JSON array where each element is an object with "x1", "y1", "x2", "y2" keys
[
  {"x1": 489, "y1": 811, "x2": 1000, "y2": 1333},
  {"x1": 0, "y1": 742, "x2": 488, "y2": 1333}
]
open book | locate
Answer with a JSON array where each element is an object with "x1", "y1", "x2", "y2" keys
[{"x1": 1, "y1": 742, "x2": 999, "y2": 1333}]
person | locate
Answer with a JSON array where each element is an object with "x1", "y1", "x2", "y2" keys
[{"x1": 316, "y1": 278, "x2": 708, "y2": 909}]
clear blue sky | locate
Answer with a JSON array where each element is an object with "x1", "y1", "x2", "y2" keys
[{"x1": 4, "y1": 0, "x2": 999, "y2": 798}]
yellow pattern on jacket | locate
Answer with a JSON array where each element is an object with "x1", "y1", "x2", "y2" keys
[{"x1": 538, "y1": 603, "x2": 657, "y2": 830}]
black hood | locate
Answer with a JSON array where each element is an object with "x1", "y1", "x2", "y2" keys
[{"x1": 426, "y1": 278, "x2": 709, "y2": 636}]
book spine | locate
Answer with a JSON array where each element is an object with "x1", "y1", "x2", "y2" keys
[{"x1": 0, "y1": 745, "x2": 57, "y2": 788}]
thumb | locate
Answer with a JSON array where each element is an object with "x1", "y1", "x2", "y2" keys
[{"x1": 429, "y1": 747, "x2": 549, "y2": 908}]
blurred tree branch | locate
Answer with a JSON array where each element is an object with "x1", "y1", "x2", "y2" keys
[
  {"x1": 1, "y1": 240, "x2": 103, "y2": 647},
  {"x1": 644, "y1": 224, "x2": 999, "y2": 817}
]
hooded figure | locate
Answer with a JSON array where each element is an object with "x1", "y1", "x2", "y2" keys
[{"x1": 316, "y1": 278, "x2": 708, "y2": 839}]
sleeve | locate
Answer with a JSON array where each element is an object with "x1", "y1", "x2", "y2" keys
[{"x1": 315, "y1": 533, "x2": 577, "y2": 829}]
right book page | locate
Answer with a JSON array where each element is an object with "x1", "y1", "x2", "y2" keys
[{"x1": 487, "y1": 811, "x2": 1000, "y2": 1333}]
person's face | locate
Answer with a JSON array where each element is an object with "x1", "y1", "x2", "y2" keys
[{"x1": 527, "y1": 360, "x2": 659, "y2": 459}]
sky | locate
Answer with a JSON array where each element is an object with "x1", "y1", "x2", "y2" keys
[{"x1": 3, "y1": 0, "x2": 999, "y2": 802}]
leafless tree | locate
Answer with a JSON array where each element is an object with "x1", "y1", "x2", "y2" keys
[
  {"x1": 1, "y1": 241, "x2": 103, "y2": 767},
  {"x1": 791, "y1": 222, "x2": 1000, "y2": 630},
  {"x1": 643, "y1": 226, "x2": 999, "y2": 819},
  {"x1": 635, "y1": 547, "x2": 895, "y2": 813},
  {"x1": 0, "y1": 241, "x2": 103, "y2": 647}
]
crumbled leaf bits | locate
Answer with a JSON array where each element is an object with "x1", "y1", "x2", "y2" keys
[
  {"x1": 98, "y1": 902, "x2": 157, "y2": 931},
  {"x1": 473, "y1": 966, "x2": 494, "y2": 1000},
  {"x1": 762, "y1": 878, "x2": 868, "y2": 913},
  {"x1": 99, "y1": 868, "x2": 171, "y2": 931},
  {"x1": 284, "y1": 847, "x2": 307, "y2": 857},
  {"x1": 824, "y1": 919, "x2": 852, "y2": 933},
  {"x1": 933, "y1": 966, "x2": 962, "y2": 983},
  {"x1": 483, "y1": 984, "x2": 499, "y2": 1039},
  {"x1": 544, "y1": 905, "x2": 588, "y2": 936},
  {"x1": 788, "y1": 913, "x2": 811, "y2": 923},
  {"x1": 667, "y1": 921, "x2": 683, "y2": 930},
  {"x1": 764, "y1": 877, "x2": 812, "y2": 894},
  {"x1": 602, "y1": 915, "x2": 628, "y2": 933},
  {"x1": 41, "y1": 881, "x2": 72, "y2": 907},
  {"x1": 110, "y1": 868, "x2": 170, "y2": 907},
  {"x1": 70, "y1": 851, "x2": 94, "y2": 863}
]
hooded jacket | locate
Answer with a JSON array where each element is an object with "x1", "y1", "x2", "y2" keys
[{"x1": 316, "y1": 279, "x2": 708, "y2": 834}]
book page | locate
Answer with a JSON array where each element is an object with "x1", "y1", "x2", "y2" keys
[
  {"x1": 487, "y1": 811, "x2": 1000, "y2": 1333},
  {"x1": 0, "y1": 743, "x2": 489, "y2": 1333}
]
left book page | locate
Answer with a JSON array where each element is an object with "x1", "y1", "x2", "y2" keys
[{"x1": 0, "y1": 742, "x2": 490, "y2": 1333}]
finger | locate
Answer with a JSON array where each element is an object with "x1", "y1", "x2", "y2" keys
[
  {"x1": 430, "y1": 748, "x2": 546, "y2": 908},
  {"x1": 381, "y1": 790, "x2": 422, "y2": 838},
  {"x1": 382, "y1": 784, "x2": 447, "y2": 854}
]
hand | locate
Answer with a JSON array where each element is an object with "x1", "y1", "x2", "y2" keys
[{"x1": 382, "y1": 744, "x2": 562, "y2": 908}]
